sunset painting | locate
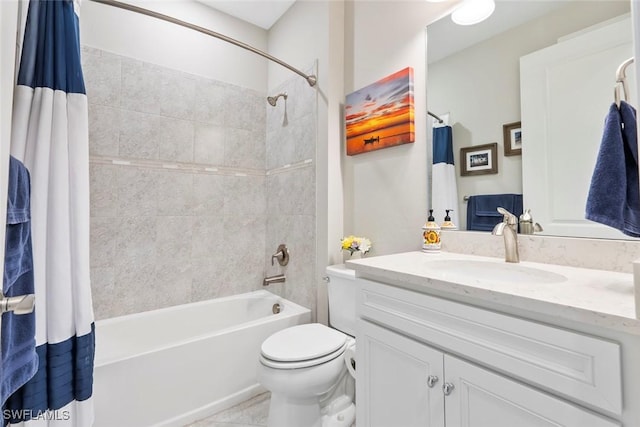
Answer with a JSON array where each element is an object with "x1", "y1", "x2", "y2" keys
[{"x1": 345, "y1": 67, "x2": 415, "y2": 155}]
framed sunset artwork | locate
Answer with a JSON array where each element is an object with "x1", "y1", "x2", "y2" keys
[{"x1": 345, "y1": 67, "x2": 415, "y2": 156}]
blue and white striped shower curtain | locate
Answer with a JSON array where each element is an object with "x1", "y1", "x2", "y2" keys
[{"x1": 6, "y1": 0, "x2": 95, "y2": 425}]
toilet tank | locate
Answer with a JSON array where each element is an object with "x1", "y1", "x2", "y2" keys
[{"x1": 326, "y1": 264, "x2": 357, "y2": 336}]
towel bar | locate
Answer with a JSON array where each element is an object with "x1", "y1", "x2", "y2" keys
[{"x1": 0, "y1": 293, "x2": 35, "y2": 315}]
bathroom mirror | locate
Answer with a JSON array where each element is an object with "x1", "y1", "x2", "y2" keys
[{"x1": 426, "y1": 0, "x2": 634, "y2": 239}]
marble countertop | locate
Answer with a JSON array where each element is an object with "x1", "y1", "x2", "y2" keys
[{"x1": 346, "y1": 251, "x2": 640, "y2": 335}]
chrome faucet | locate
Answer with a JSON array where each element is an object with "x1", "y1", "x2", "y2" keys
[
  {"x1": 492, "y1": 207, "x2": 520, "y2": 263},
  {"x1": 263, "y1": 274, "x2": 286, "y2": 286}
]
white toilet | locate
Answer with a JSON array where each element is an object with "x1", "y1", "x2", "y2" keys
[{"x1": 257, "y1": 264, "x2": 357, "y2": 427}]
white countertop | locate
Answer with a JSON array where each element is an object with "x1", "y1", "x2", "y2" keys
[{"x1": 346, "y1": 251, "x2": 640, "y2": 335}]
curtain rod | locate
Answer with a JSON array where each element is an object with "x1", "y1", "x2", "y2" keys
[
  {"x1": 88, "y1": 0, "x2": 317, "y2": 87},
  {"x1": 428, "y1": 111, "x2": 443, "y2": 123}
]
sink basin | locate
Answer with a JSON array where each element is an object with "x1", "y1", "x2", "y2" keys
[{"x1": 427, "y1": 259, "x2": 568, "y2": 285}]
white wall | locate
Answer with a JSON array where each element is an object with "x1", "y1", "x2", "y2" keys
[
  {"x1": 267, "y1": 0, "x2": 344, "y2": 324},
  {"x1": 427, "y1": 1, "x2": 630, "y2": 229},
  {"x1": 325, "y1": 1, "x2": 346, "y2": 268},
  {"x1": 344, "y1": 0, "x2": 453, "y2": 256},
  {"x1": 267, "y1": 0, "x2": 325, "y2": 91},
  {"x1": 80, "y1": 0, "x2": 268, "y2": 92}
]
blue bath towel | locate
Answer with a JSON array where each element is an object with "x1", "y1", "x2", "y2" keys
[
  {"x1": 467, "y1": 194, "x2": 523, "y2": 231},
  {"x1": 586, "y1": 101, "x2": 640, "y2": 237},
  {"x1": 1, "y1": 157, "x2": 38, "y2": 408}
]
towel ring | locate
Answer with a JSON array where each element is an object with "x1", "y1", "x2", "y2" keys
[
  {"x1": 614, "y1": 84, "x2": 624, "y2": 108},
  {"x1": 614, "y1": 57, "x2": 634, "y2": 108}
]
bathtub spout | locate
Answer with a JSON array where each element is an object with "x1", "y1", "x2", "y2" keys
[{"x1": 263, "y1": 274, "x2": 286, "y2": 286}]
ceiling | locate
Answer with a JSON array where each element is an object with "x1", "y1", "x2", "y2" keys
[
  {"x1": 197, "y1": 0, "x2": 296, "y2": 30},
  {"x1": 427, "y1": 0, "x2": 568, "y2": 63},
  {"x1": 197, "y1": 0, "x2": 572, "y2": 53}
]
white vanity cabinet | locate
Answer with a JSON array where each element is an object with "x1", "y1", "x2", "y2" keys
[
  {"x1": 356, "y1": 278, "x2": 623, "y2": 427},
  {"x1": 359, "y1": 319, "x2": 444, "y2": 427}
]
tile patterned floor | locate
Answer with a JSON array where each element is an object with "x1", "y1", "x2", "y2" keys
[
  {"x1": 186, "y1": 392, "x2": 356, "y2": 427},
  {"x1": 185, "y1": 393, "x2": 270, "y2": 427}
]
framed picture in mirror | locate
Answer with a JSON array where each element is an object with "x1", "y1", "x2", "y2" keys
[
  {"x1": 460, "y1": 143, "x2": 498, "y2": 176},
  {"x1": 503, "y1": 121, "x2": 522, "y2": 156}
]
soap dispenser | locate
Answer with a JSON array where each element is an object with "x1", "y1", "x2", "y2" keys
[
  {"x1": 441, "y1": 209, "x2": 457, "y2": 230},
  {"x1": 422, "y1": 209, "x2": 441, "y2": 253}
]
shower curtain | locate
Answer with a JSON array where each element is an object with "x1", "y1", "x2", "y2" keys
[
  {"x1": 5, "y1": 0, "x2": 95, "y2": 425},
  {"x1": 431, "y1": 125, "x2": 459, "y2": 227}
]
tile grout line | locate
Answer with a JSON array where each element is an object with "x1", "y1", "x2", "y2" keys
[{"x1": 90, "y1": 155, "x2": 313, "y2": 177}]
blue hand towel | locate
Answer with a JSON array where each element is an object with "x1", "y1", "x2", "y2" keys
[
  {"x1": 467, "y1": 194, "x2": 523, "y2": 231},
  {"x1": 1, "y1": 157, "x2": 38, "y2": 408},
  {"x1": 586, "y1": 101, "x2": 640, "y2": 237}
]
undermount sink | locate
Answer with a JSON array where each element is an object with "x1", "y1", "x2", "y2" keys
[{"x1": 427, "y1": 259, "x2": 568, "y2": 285}]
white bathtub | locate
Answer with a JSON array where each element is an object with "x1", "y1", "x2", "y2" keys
[{"x1": 93, "y1": 290, "x2": 310, "y2": 427}]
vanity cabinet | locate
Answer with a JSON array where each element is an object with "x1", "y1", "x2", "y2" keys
[
  {"x1": 356, "y1": 278, "x2": 623, "y2": 427},
  {"x1": 359, "y1": 320, "x2": 444, "y2": 427}
]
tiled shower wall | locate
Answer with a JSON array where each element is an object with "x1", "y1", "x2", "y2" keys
[
  {"x1": 263, "y1": 68, "x2": 317, "y2": 315},
  {"x1": 83, "y1": 46, "x2": 271, "y2": 320},
  {"x1": 83, "y1": 47, "x2": 317, "y2": 320}
]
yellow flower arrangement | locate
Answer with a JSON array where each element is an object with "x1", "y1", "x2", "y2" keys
[{"x1": 341, "y1": 235, "x2": 372, "y2": 256}]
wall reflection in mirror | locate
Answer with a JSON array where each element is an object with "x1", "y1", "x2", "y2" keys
[{"x1": 427, "y1": 0, "x2": 634, "y2": 239}]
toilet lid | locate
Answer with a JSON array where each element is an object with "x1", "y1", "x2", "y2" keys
[{"x1": 261, "y1": 323, "x2": 347, "y2": 362}]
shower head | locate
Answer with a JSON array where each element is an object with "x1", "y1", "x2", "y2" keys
[{"x1": 267, "y1": 92, "x2": 288, "y2": 106}]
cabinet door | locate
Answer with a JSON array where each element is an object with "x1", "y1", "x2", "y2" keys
[
  {"x1": 444, "y1": 355, "x2": 620, "y2": 427},
  {"x1": 357, "y1": 320, "x2": 445, "y2": 427}
]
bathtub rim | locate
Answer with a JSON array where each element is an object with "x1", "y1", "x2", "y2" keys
[{"x1": 94, "y1": 290, "x2": 310, "y2": 368}]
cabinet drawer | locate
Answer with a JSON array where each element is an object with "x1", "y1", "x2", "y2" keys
[{"x1": 358, "y1": 278, "x2": 622, "y2": 416}]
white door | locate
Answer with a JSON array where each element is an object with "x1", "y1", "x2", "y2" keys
[
  {"x1": 520, "y1": 16, "x2": 633, "y2": 239},
  {"x1": 443, "y1": 355, "x2": 620, "y2": 427},
  {"x1": 357, "y1": 320, "x2": 445, "y2": 427}
]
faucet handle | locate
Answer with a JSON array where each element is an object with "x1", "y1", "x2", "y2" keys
[
  {"x1": 271, "y1": 244, "x2": 290, "y2": 266},
  {"x1": 497, "y1": 207, "x2": 517, "y2": 225}
]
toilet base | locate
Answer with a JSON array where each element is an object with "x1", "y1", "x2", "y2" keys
[
  {"x1": 266, "y1": 395, "x2": 355, "y2": 427},
  {"x1": 267, "y1": 393, "x2": 323, "y2": 427},
  {"x1": 266, "y1": 369, "x2": 355, "y2": 427},
  {"x1": 322, "y1": 396, "x2": 355, "y2": 427}
]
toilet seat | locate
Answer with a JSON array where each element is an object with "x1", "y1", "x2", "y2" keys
[
  {"x1": 260, "y1": 323, "x2": 348, "y2": 369},
  {"x1": 260, "y1": 343, "x2": 347, "y2": 369}
]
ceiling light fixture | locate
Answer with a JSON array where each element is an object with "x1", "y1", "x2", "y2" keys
[{"x1": 451, "y1": 0, "x2": 495, "y2": 26}]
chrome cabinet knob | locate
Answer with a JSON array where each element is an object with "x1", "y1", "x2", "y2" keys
[
  {"x1": 427, "y1": 375, "x2": 439, "y2": 388},
  {"x1": 443, "y1": 382, "x2": 455, "y2": 396}
]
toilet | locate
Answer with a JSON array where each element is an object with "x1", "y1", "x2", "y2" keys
[{"x1": 257, "y1": 264, "x2": 357, "y2": 427}]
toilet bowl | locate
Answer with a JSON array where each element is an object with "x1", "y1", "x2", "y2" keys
[{"x1": 257, "y1": 265, "x2": 357, "y2": 427}]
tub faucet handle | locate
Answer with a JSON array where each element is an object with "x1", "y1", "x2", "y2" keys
[{"x1": 271, "y1": 244, "x2": 290, "y2": 266}]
